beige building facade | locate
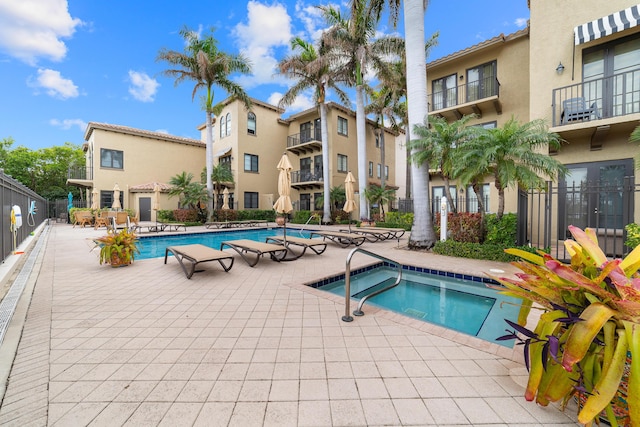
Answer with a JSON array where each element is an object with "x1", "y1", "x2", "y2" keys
[
  {"x1": 70, "y1": 99, "x2": 398, "y2": 222},
  {"x1": 413, "y1": 0, "x2": 639, "y2": 252}
]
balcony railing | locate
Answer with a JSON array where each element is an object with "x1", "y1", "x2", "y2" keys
[
  {"x1": 67, "y1": 165, "x2": 93, "y2": 181},
  {"x1": 287, "y1": 128, "x2": 322, "y2": 147},
  {"x1": 291, "y1": 170, "x2": 323, "y2": 184},
  {"x1": 428, "y1": 76, "x2": 500, "y2": 112},
  {"x1": 552, "y1": 69, "x2": 640, "y2": 127}
]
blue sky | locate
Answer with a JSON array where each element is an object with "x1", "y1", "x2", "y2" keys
[{"x1": 0, "y1": 0, "x2": 530, "y2": 150}]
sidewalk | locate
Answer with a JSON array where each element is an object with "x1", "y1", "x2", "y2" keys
[{"x1": 0, "y1": 223, "x2": 578, "y2": 426}]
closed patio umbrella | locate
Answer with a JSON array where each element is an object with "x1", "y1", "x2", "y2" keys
[
  {"x1": 273, "y1": 152, "x2": 293, "y2": 241},
  {"x1": 91, "y1": 188, "x2": 99, "y2": 210},
  {"x1": 112, "y1": 184, "x2": 121, "y2": 210},
  {"x1": 343, "y1": 171, "x2": 357, "y2": 232},
  {"x1": 222, "y1": 187, "x2": 230, "y2": 223}
]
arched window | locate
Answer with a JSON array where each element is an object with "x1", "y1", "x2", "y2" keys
[
  {"x1": 226, "y1": 113, "x2": 232, "y2": 136},
  {"x1": 219, "y1": 116, "x2": 226, "y2": 139},
  {"x1": 247, "y1": 112, "x2": 256, "y2": 135}
]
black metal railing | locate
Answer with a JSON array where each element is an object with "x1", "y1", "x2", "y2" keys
[
  {"x1": 291, "y1": 170, "x2": 323, "y2": 184},
  {"x1": 287, "y1": 128, "x2": 322, "y2": 147},
  {"x1": 428, "y1": 76, "x2": 500, "y2": 112},
  {"x1": 552, "y1": 69, "x2": 640, "y2": 126},
  {"x1": 67, "y1": 164, "x2": 93, "y2": 181}
]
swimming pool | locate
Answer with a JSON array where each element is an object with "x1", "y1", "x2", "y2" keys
[
  {"x1": 137, "y1": 228, "x2": 313, "y2": 259},
  {"x1": 310, "y1": 264, "x2": 520, "y2": 347}
]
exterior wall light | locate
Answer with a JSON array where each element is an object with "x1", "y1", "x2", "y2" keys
[{"x1": 556, "y1": 62, "x2": 565, "y2": 75}]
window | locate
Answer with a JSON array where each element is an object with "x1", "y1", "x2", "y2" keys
[
  {"x1": 100, "y1": 149, "x2": 123, "y2": 169},
  {"x1": 244, "y1": 192, "x2": 258, "y2": 209},
  {"x1": 377, "y1": 163, "x2": 381, "y2": 178},
  {"x1": 219, "y1": 116, "x2": 225, "y2": 139},
  {"x1": 337, "y1": 116, "x2": 348, "y2": 136},
  {"x1": 247, "y1": 112, "x2": 256, "y2": 135},
  {"x1": 466, "y1": 184, "x2": 490, "y2": 213},
  {"x1": 467, "y1": 61, "x2": 497, "y2": 102},
  {"x1": 225, "y1": 113, "x2": 232, "y2": 136},
  {"x1": 583, "y1": 33, "x2": 640, "y2": 117},
  {"x1": 313, "y1": 154, "x2": 323, "y2": 179},
  {"x1": 100, "y1": 190, "x2": 122, "y2": 209},
  {"x1": 216, "y1": 191, "x2": 234, "y2": 210},
  {"x1": 300, "y1": 157, "x2": 312, "y2": 181},
  {"x1": 432, "y1": 73, "x2": 458, "y2": 109},
  {"x1": 385, "y1": 165, "x2": 389, "y2": 180},
  {"x1": 244, "y1": 154, "x2": 258, "y2": 172},
  {"x1": 219, "y1": 155, "x2": 231, "y2": 167},
  {"x1": 300, "y1": 121, "x2": 312, "y2": 143},
  {"x1": 476, "y1": 121, "x2": 497, "y2": 129},
  {"x1": 300, "y1": 193, "x2": 311, "y2": 211},
  {"x1": 375, "y1": 134, "x2": 380, "y2": 148},
  {"x1": 314, "y1": 192, "x2": 322, "y2": 210},
  {"x1": 432, "y1": 186, "x2": 457, "y2": 214},
  {"x1": 337, "y1": 154, "x2": 348, "y2": 173},
  {"x1": 368, "y1": 161, "x2": 373, "y2": 177}
]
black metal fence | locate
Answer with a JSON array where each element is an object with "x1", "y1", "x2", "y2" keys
[
  {"x1": 519, "y1": 178, "x2": 637, "y2": 260},
  {"x1": 1, "y1": 170, "x2": 48, "y2": 263}
]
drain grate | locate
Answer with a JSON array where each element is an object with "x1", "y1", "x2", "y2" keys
[{"x1": 0, "y1": 225, "x2": 49, "y2": 347}]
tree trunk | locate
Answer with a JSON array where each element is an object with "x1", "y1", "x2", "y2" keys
[
  {"x1": 404, "y1": 0, "x2": 436, "y2": 248},
  {"x1": 443, "y1": 176, "x2": 457, "y2": 214},
  {"x1": 356, "y1": 85, "x2": 368, "y2": 220},
  {"x1": 320, "y1": 102, "x2": 331, "y2": 224},
  {"x1": 380, "y1": 129, "x2": 385, "y2": 189},
  {"x1": 205, "y1": 111, "x2": 214, "y2": 221},
  {"x1": 472, "y1": 182, "x2": 485, "y2": 241},
  {"x1": 405, "y1": 130, "x2": 411, "y2": 199}
]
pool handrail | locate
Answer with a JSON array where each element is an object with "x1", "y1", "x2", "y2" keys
[{"x1": 342, "y1": 247, "x2": 402, "y2": 322}]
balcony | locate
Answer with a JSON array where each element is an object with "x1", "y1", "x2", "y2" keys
[
  {"x1": 428, "y1": 76, "x2": 502, "y2": 119},
  {"x1": 66, "y1": 165, "x2": 93, "y2": 188},
  {"x1": 291, "y1": 170, "x2": 323, "y2": 190},
  {"x1": 287, "y1": 128, "x2": 322, "y2": 155},
  {"x1": 551, "y1": 69, "x2": 640, "y2": 129}
]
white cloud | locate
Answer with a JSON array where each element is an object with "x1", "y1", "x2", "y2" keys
[
  {"x1": 269, "y1": 91, "x2": 314, "y2": 114},
  {"x1": 0, "y1": 0, "x2": 82, "y2": 65},
  {"x1": 233, "y1": 1, "x2": 293, "y2": 88},
  {"x1": 49, "y1": 118, "x2": 87, "y2": 131},
  {"x1": 515, "y1": 18, "x2": 528, "y2": 28},
  {"x1": 128, "y1": 70, "x2": 159, "y2": 102},
  {"x1": 155, "y1": 129, "x2": 169, "y2": 134},
  {"x1": 294, "y1": 1, "x2": 327, "y2": 42},
  {"x1": 28, "y1": 68, "x2": 79, "y2": 99}
]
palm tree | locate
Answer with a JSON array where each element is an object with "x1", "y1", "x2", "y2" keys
[
  {"x1": 410, "y1": 114, "x2": 479, "y2": 214},
  {"x1": 202, "y1": 163, "x2": 234, "y2": 209},
  {"x1": 277, "y1": 37, "x2": 350, "y2": 224},
  {"x1": 315, "y1": 185, "x2": 346, "y2": 211},
  {"x1": 364, "y1": 184, "x2": 396, "y2": 222},
  {"x1": 457, "y1": 117, "x2": 567, "y2": 219},
  {"x1": 319, "y1": 0, "x2": 404, "y2": 221},
  {"x1": 365, "y1": 87, "x2": 397, "y2": 191},
  {"x1": 157, "y1": 27, "x2": 252, "y2": 221},
  {"x1": 168, "y1": 171, "x2": 207, "y2": 212},
  {"x1": 367, "y1": 0, "x2": 436, "y2": 248}
]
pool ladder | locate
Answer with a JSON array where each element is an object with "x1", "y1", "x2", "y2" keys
[{"x1": 342, "y1": 247, "x2": 403, "y2": 322}]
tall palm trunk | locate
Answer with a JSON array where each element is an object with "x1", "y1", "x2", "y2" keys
[
  {"x1": 443, "y1": 177, "x2": 456, "y2": 214},
  {"x1": 404, "y1": 0, "x2": 436, "y2": 248},
  {"x1": 405, "y1": 131, "x2": 411, "y2": 198},
  {"x1": 320, "y1": 102, "x2": 331, "y2": 224},
  {"x1": 205, "y1": 110, "x2": 214, "y2": 220},
  {"x1": 356, "y1": 85, "x2": 368, "y2": 219}
]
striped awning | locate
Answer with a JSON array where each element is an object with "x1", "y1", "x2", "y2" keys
[{"x1": 574, "y1": 5, "x2": 640, "y2": 45}]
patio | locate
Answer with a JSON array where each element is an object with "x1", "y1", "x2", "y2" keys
[{"x1": 0, "y1": 223, "x2": 579, "y2": 426}]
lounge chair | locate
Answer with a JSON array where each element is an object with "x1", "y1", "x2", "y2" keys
[
  {"x1": 308, "y1": 230, "x2": 366, "y2": 248},
  {"x1": 220, "y1": 239, "x2": 288, "y2": 267},
  {"x1": 159, "y1": 222, "x2": 186, "y2": 231},
  {"x1": 205, "y1": 221, "x2": 234, "y2": 229},
  {"x1": 359, "y1": 226, "x2": 406, "y2": 239},
  {"x1": 265, "y1": 235, "x2": 328, "y2": 258},
  {"x1": 165, "y1": 244, "x2": 234, "y2": 279},
  {"x1": 340, "y1": 227, "x2": 391, "y2": 242}
]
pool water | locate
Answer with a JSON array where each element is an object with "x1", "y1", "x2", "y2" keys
[
  {"x1": 315, "y1": 265, "x2": 520, "y2": 347},
  {"x1": 137, "y1": 228, "x2": 313, "y2": 259}
]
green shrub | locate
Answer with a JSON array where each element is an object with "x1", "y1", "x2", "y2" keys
[
  {"x1": 484, "y1": 213, "x2": 517, "y2": 246},
  {"x1": 157, "y1": 210, "x2": 174, "y2": 222},
  {"x1": 625, "y1": 223, "x2": 640, "y2": 249},
  {"x1": 383, "y1": 212, "x2": 413, "y2": 230},
  {"x1": 235, "y1": 210, "x2": 276, "y2": 221},
  {"x1": 433, "y1": 240, "x2": 545, "y2": 262}
]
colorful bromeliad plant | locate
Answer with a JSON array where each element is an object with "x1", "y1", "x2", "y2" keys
[{"x1": 491, "y1": 226, "x2": 639, "y2": 426}]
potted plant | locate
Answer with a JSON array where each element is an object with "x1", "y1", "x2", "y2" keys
[
  {"x1": 276, "y1": 215, "x2": 286, "y2": 226},
  {"x1": 492, "y1": 226, "x2": 638, "y2": 426},
  {"x1": 94, "y1": 228, "x2": 139, "y2": 267}
]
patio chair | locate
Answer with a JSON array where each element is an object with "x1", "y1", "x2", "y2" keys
[
  {"x1": 561, "y1": 97, "x2": 600, "y2": 124},
  {"x1": 164, "y1": 244, "x2": 234, "y2": 279},
  {"x1": 220, "y1": 239, "x2": 288, "y2": 267},
  {"x1": 94, "y1": 211, "x2": 109, "y2": 229},
  {"x1": 340, "y1": 227, "x2": 391, "y2": 242},
  {"x1": 265, "y1": 235, "x2": 328, "y2": 258},
  {"x1": 359, "y1": 226, "x2": 406, "y2": 239},
  {"x1": 308, "y1": 230, "x2": 366, "y2": 248}
]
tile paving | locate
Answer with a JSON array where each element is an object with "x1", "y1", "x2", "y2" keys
[{"x1": 0, "y1": 223, "x2": 579, "y2": 426}]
